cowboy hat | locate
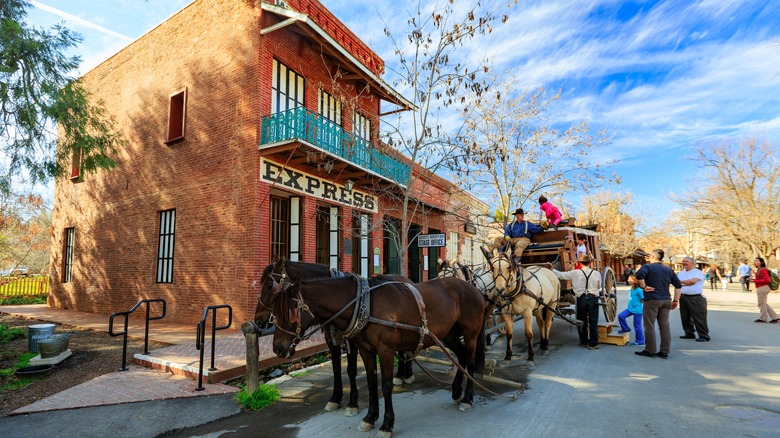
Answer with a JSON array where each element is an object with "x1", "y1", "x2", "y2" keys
[
  {"x1": 512, "y1": 208, "x2": 525, "y2": 215},
  {"x1": 578, "y1": 254, "x2": 592, "y2": 263}
]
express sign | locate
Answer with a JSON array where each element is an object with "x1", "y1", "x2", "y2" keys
[{"x1": 260, "y1": 158, "x2": 378, "y2": 213}]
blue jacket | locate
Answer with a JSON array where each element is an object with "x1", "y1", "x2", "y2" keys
[
  {"x1": 627, "y1": 287, "x2": 644, "y2": 314},
  {"x1": 505, "y1": 220, "x2": 543, "y2": 239}
]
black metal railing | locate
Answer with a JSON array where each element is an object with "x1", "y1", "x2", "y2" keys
[
  {"x1": 195, "y1": 304, "x2": 233, "y2": 391},
  {"x1": 108, "y1": 299, "x2": 167, "y2": 371}
]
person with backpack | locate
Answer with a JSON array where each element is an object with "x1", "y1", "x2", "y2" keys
[{"x1": 752, "y1": 257, "x2": 779, "y2": 323}]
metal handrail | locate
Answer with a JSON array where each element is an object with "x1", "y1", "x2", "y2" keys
[
  {"x1": 108, "y1": 299, "x2": 167, "y2": 371},
  {"x1": 195, "y1": 304, "x2": 233, "y2": 391}
]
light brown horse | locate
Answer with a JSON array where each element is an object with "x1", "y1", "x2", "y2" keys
[
  {"x1": 482, "y1": 246, "x2": 560, "y2": 364},
  {"x1": 270, "y1": 275, "x2": 486, "y2": 437}
]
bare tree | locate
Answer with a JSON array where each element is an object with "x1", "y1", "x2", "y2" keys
[
  {"x1": 579, "y1": 190, "x2": 640, "y2": 259},
  {"x1": 371, "y1": 0, "x2": 516, "y2": 275},
  {"x1": 454, "y1": 78, "x2": 616, "y2": 226},
  {"x1": 670, "y1": 137, "x2": 780, "y2": 264}
]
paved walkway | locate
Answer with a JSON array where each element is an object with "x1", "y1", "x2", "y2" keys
[{"x1": 1, "y1": 304, "x2": 327, "y2": 415}]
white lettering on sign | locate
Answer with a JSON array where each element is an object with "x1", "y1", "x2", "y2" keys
[
  {"x1": 417, "y1": 234, "x2": 446, "y2": 248},
  {"x1": 260, "y1": 158, "x2": 378, "y2": 213}
]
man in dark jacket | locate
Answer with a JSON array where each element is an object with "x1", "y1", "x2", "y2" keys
[{"x1": 634, "y1": 249, "x2": 682, "y2": 359}]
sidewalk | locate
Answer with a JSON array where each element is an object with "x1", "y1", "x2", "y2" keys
[{"x1": 1, "y1": 304, "x2": 327, "y2": 415}]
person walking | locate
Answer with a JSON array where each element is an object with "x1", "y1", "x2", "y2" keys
[
  {"x1": 617, "y1": 275, "x2": 644, "y2": 346},
  {"x1": 634, "y1": 249, "x2": 683, "y2": 359},
  {"x1": 551, "y1": 254, "x2": 602, "y2": 349},
  {"x1": 752, "y1": 257, "x2": 779, "y2": 323},
  {"x1": 707, "y1": 265, "x2": 721, "y2": 291},
  {"x1": 737, "y1": 259, "x2": 752, "y2": 293},
  {"x1": 677, "y1": 257, "x2": 710, "y2": 341}
]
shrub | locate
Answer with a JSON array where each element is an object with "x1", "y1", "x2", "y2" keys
[
  {"x1": 0, "y1": 324, "x2": 26, "y2": 346},
  {"x1": 235, "y1": 384, "x2": 281, "y2": 411},
  {"x1": 0, "y1": 295, "x2": 48, "y2": 305}
]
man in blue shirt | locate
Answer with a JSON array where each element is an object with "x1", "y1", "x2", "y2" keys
[
  {"x1": 737, "y1": 259, "x2": 752, "y2": 293},
  {"x1": 634, "y1": 249, "x2": 682, "y2": 359},
  {"x1": 501, "y1": 208, "x2": 543, "y2": 263}
]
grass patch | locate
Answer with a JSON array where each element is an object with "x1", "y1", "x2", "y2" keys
[
  {"x1": 235, "y1": 384, "x2": 281, "y2": 411},
  {"x1": 0, "y1": 324, "x2": 26, "y2": 346},
  {"x1": 0, "y1": 352, "x2": 40, "y2": 392}
]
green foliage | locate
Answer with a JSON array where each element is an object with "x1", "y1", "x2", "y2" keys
[
  {"x1": 312, "y1": 354, "x2": 328, "y2": 365},
  {"x1": 0, "y1": 0, "x2": 122, "y2": 194},
  {"x1": 0, "y1": 352, "x2": 38, "y2": 392},
  {"x1": 0, "y1": 323, "x2": 25, "y2": 346},
  {"x1": 234, "y1": 384, "x2": 281, "y2": 411},
  {"x1": 0, "y1": 295, "x2": 48, "y2": 305}
]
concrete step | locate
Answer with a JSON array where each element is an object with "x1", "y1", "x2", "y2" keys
[{"x1": 133, "y1": 332, "x2": 328, "y2": 383}]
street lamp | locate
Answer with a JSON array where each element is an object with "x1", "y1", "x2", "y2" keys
[{"x1": 344, "y1": 179, "x2": 354, "y2": 191}]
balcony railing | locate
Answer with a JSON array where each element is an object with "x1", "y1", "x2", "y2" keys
[{"x1": 260, "y1": 107, "x2": 409, "y2": 183}]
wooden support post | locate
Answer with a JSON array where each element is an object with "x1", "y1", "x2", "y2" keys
[{"x1": 241, "y1": 321, "x2": 259, "y2": 394}]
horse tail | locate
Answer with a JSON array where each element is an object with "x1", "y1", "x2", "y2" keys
[{"x1": 474, "y1": 318, "x2": 486, "y2": 379}]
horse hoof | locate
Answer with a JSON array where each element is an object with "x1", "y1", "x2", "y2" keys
[
  {"x1": 526, "y1": 360, "x2": 536, "y2": 367},
  {"x1": 392, "y1": 377, "x2": 403, "y2": 386},
  {"x1": 344, "y1": 406, "x2": 359, "y2": 417},
  {"x1": 403, "y1": 374, "x2": 415, "y2": 385},
  {"x1": 358, "y1": 421, "x2": 374, "y2": 432},
  {"x1": 376, "y1": 430, "x2": 392, "y2": 438},
  {"x1": 458, "y1": 402, "x2": 473, "y2": 412},
  {"x1": 324, "y1": 401, "x2": 340, "y2": 412}
]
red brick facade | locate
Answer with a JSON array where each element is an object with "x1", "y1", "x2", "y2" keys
[{"x1": 48, "y1": 0, "x2": 483, "y2": 325}]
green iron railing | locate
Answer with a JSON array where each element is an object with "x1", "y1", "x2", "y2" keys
[{"x1": 260, "y1": 107, "x2": 409, "y2": 183}]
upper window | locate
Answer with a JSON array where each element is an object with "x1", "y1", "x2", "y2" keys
[
  {"x1": 156, "y1": 209, "x2": 176, "y2": 283},
  {"x1": 272, "y1": 60, "x2": 304, "y2": 114},
  {"x1": 70, "y1": 147, "x2": 82, "y2": 182},
  {"x1": 353, "y1": 112, "x2": 371, "y2": 142},
  {"x1": 63, "y1": 228, "x2": 75, "y2": 283},
  {"x1": 166, "y1": 88, "x2": 187, "y2": 144},
  {"x1": 318, "y1": 89, "x2": 342, "y2": 125}
]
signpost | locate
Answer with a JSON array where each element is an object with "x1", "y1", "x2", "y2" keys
[{"x1": 417, "y1": 234, "x2": 446, "y2": 248}]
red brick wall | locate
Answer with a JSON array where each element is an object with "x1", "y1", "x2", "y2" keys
[
  {"x1": 49, "y1": 0, "x2": 269, "y2": 326},
  {"x1": 48, "y1": 0, "x2": 470, "y2": 325}
]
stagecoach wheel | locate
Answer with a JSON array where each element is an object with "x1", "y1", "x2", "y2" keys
[{"x1": 601, "y1": 267, "x2": 617, "y2": 324}]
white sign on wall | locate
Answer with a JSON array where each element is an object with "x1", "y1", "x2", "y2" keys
[
  {"x1": 417, "y1": 234, "x2": 446, "y2": 248},
  {"x1": 260, "y1": 158, "x2": 378, "y2": 213}
]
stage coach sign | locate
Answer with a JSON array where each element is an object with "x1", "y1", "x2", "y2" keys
[{"x1": 261, "y1": 158, "x2": 378, "y2": 213}]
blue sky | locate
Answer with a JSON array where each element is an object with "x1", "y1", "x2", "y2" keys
[{"x1": 25, "y1": 0, "x2": 780, "y2": 219}]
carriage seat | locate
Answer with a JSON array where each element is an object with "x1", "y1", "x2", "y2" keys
[{"x1": 525, "y1": 241, "x2": 566, "y2": 251}]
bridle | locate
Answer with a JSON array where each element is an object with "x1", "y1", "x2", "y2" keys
[{"x1": 256, "y1": 262, "x2": 291, "y2": 327}]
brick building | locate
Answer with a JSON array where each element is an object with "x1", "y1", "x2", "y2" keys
[{"x1": 48, "y1": 0, "x2": 488, "y2": 324}]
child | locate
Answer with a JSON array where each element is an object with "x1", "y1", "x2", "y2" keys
[
  {"x1": 575, "y1": 234, "x2": 587, "y2": 269},
  {"x1": 538, "y1": 195, "x2": 564, "y2": 227},
  {"x1": 617, "y1": 275, "x2": 644, "y2": 346}
]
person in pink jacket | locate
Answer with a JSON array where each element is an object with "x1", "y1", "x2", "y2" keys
[{"x1": 539, "y1": 195, "x2": 565, "y2": 227}]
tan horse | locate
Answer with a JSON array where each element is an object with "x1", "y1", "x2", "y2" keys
[{"x1": 482, "y1": 246, "x2": 560, "y2": 364}]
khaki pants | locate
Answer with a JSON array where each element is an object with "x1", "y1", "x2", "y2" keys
[
  {"x1": 756, "y1": 285, "x2": 778, "y2": 321},
  {"x1": 493, "y1": 236, "x2": 530, "y2": 259}
]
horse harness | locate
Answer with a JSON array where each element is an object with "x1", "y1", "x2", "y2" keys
[{"x1": 277, "y1": 277, "x2": 431, "y2": 359}]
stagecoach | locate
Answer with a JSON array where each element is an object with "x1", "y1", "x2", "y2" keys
[{"x1": 519, "y1": 224, "x2": 623, "y2": 344}]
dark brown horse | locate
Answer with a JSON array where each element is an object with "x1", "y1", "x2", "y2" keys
[
  {"x1": 254, "y1": 258, "x2": 413, "y2": 416},
  {"x1": 270, "y1": 275, "x2": 486, "y2": 437}
]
